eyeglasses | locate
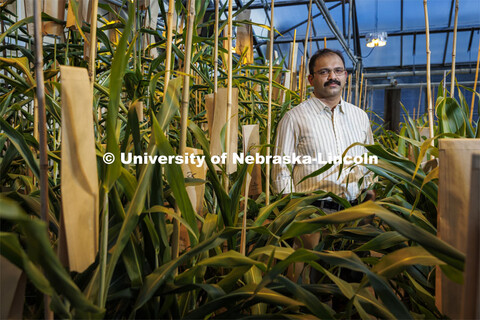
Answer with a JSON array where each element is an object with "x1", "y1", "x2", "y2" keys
[{"x1": 313, "y1": 68, "x2": 346, "y2": 77}]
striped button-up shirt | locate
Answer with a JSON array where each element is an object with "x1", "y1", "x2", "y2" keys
[{"x1": 272, "y1": 96, "x2": 374, "y2": 201}]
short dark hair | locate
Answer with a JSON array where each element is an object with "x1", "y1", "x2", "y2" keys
[{"x1": 309, "y1": 49, "x2": 346, "y2": 75}]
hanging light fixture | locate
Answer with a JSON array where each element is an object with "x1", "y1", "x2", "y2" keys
[
  {"x1": 366, "y1": 31, "x2": 388, "y2": 47},
  {"x1": 366, "y1": 0, "x2": 387, "y2": 47}
]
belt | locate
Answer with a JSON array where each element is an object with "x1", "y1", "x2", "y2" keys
[{"x1": 312, "y1": 199, "x2": 358, "y2": 211}]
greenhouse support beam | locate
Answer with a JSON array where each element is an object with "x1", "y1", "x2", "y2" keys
[
  {"x1": 206, "y1": 0, "x2": 311, "y2": 11},
  {"x1": 261, "y1": 26, "x2": 480, "y2": 46},
  {"x1": 363, "y1": 68, "x2": 476, "y2": 78},
  {"x1": 368, "y1": 80, "x2": 477, "y2": 89},
  {"x1": 313, "y1": 0, "x2": 358, "y2": 66}
]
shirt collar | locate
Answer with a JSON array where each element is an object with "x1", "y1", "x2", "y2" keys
[{"x1": 311, "y1": 96, "x2": 345, "y2": 114}]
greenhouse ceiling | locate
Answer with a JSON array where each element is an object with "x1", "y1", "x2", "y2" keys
[
  {"x1": 203, "y1": 0, "x2": 480, "y2": 72},
  {"x1": 6, "y1": 0, "x2": 480, "y2": 73}
]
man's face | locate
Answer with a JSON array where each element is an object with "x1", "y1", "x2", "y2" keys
[{"x1": 308, "y1": 53, "x2": 347, "y2": 100}]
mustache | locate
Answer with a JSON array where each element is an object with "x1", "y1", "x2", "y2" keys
[{"x1": 324, "y1": 79, "x2": 341, "y2": 87}]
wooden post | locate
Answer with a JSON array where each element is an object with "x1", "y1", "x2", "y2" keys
[
  {"x1": 358, "y1": 72, "x2": 364, "y2": 108},
  {"x1": 174, "y1": 0, "x2": 195, "y2": 260},
  {"x1": 213, "y1": 0, "x2": 219, "y2": 117},
  {"x1": 346, "y1": 73, "x2": 352, "y2": 103},
  {"x1": 224, "y1": 0, "x2": 234, "y2": 190},
  {"x1": 88, "y1": 0, "x2": 98, "y2": 90},
  {"x1": 163, "y1": 0, "x2": 175, "y2": 97},
  {"x1": 423, "y1": 0, "x2": 435, "y2": 145},
  {"x1": 180, "y1": 0, "x2": 195, "y2": 155},
  {"x1": 462, "y1": 154, "x2": 480, "y2": 319},
  {"x1": 362, "y1": 79, "x2": 368, "y2": 110},
  {"x1": 298, "y1": 56, "x2": 304, "y2": 102},
  {"x1": 437, "y1": 139, "x2": 480, "y2": 319},
  {"x1": 355, "y1": 68, "x2": 360, "y2": 106},
  {"x1": 289, "y1": 30, "x2": 297, "y2": 92},
  {"x1": 470, "y1": 38, "x2": 480, "y2": 123},
  {"x1": 266, "y1": 0, "x2": 274, "y2": 205},
  {"x1": 33, "y1": 0, "x2": 52, "y2": 318},
  {"x1": 450, "y1": 0, "x2": 459, "y2": 97},
  {"x1": 417, "y1": 84, "x2": 423, "y2": 120},
  {"x1": 300, "y1": 0, "x2": 313, "y2": 101}
]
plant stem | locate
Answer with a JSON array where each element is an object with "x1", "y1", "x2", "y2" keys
[
  {"x1": 99, "y1": 190, "x2": 109, "y2": 308},
  {"x1": 266, "y1": 0, "x2": 274, "y2": 205}
]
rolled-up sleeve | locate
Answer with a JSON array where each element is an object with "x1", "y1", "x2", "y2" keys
[{"x1": 272, "y1": 112, "x2": 296, "y2": 194}]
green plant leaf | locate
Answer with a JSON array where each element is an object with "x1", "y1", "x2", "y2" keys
[
  {"x1": 372, "y1": 246, "x2": 443, "y2": 278},
  {"x1": 0, "y1": 197, "x2": 104, "y2": 315}
]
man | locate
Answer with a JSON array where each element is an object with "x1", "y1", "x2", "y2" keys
[
  {"x1": 273, "y1": 48, "x2": 374, "y2": 200},
  {"x1": 272, "y1": 49, "x2": 375, "y2": 282}
]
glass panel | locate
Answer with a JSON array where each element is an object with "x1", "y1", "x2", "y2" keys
[
  {"x1": 356, "y1": 0, "x2": 400, "y2": 33},
  {"x1": 402, "y1": 0, "x2": 450, "y2": 30},
  {"x1": 458, "y1": 0, "x2": 480, "y2": 25},
  {"x1": 250, "y1": 9, "x2": 269, "y2": 38},
  {"x1": 274, "y1": 5, "x2": 309, "y2": 37},
  {"x1": 402, "y1": 35, "x2": 414, "y2": 66}
]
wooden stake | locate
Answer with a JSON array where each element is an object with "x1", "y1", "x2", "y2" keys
[
  {"x1": 470, "y1": 38, "x2": 480, "y2": 123},
  {"x1": 424, "y1": 0, "x2": 435, "y2": 145},
  {"x1": 346, "y1": 73, "x2": 352, "y2": 103},
  {"x1": 290, "y1": 29, "x2": 297, "y2": 91},
  {"x1": 417, "y1": 84, "x2": 423, "y2": 119},
  {"x1": 240, "y1": 173, "x2": 250, "y2": 255},
  {"x1": 88, "y1": 0, "x2": 98, "y2": 90},
  {"x1": 300, "y1": 0, "x2": 313, "y2": 101},
  {"x1": 180, "y1": 0, "x2": 195, "y2": 154},
  {"x1": 223, "y1": 0, "x2": 233, "y2": 190},
  {"x1": 174, "y1": 0, "x2": 195, "y2": 260},
  {"x1": 213, "y1": 0, "x2": 219, "y2": 116},
  {"x1": 298, "y1": 56, "x2": 304, "y2": 102},
  {"x1": 33, "y1": 0, "x2": 52, "y2": 318},
  {"x1": 450, "y1": 0, "x2": 459, "y2": 97},
  {"x1": 355, "y1": 68, "x2": 360, "y2": 106},
  {"x1": 362, "y1": 79, "x2": 368, "y2": 110},
  {"x1": 358, "y1": 72, "x2": 364, "y2": 108},
  {"x1": 163, "y1": 0, "x2": 175, "y2": 97},
  {"x1": 266, "y1": 0, "x2": 274, "y2": 205}
]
